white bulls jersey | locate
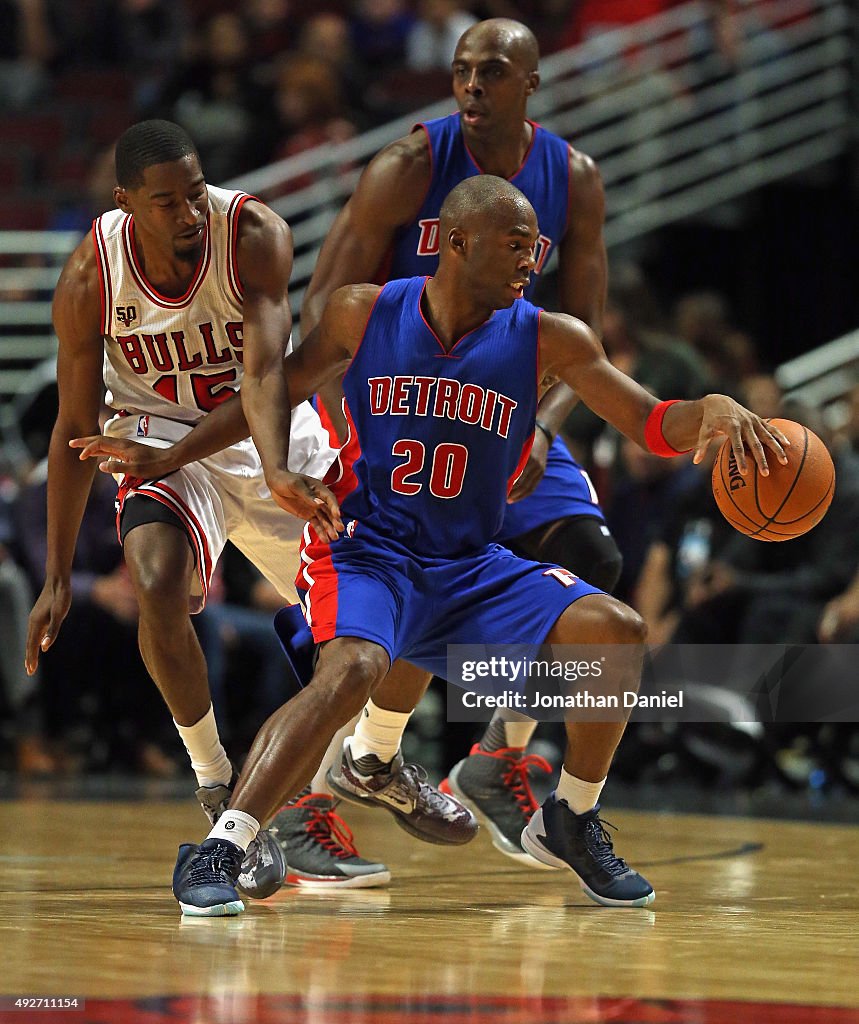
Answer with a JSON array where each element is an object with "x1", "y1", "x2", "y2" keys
[{"x1": 93, "y1": 185, "x2": 258, "y2": 424}]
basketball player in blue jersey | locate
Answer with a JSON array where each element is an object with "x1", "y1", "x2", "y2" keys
[
  {"x1": 24, "y1": 120, "x2": 342, "y2": 900},
  {"x1": 168, "y1": 176, "x2": 788, "y2": 915},
  {"x1": 294, "y1": 17, "x2": 626, "y2": 870}
]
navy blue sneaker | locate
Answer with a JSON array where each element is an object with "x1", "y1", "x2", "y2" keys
[
  {"x1": 273, "y1": 604, "x2": 315, "y2": 691},
  {"x1": 521, "y1": 798, "x2": 655, "y2": 907},
  {"x1": 172, "y1": 838, "x2": 246, "y2": 917}
]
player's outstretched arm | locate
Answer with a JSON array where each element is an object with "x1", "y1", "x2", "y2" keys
[
  {"x1": 262, "y1": 283, "x2": 376, "y2": 536},
  {"x1": 25, "y1": 238, "x2": 104, "y2": 675},
  {"x1": 538, "y1": 310, "x2": 790, "y2": 473}
]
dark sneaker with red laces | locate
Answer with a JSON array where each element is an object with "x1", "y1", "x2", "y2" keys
[
  {"x1": 441, "y1": 743, "x2": 556, "y2": 868},
  {"x1": 327, "y1": 738, "x2": 478, "y2": 845},
  {"x1": 522, "y1": 797, "x2": 656, "y2": 907},
  {"x1": 270, "y1": 794, "x2": 391, "y2": 889}
]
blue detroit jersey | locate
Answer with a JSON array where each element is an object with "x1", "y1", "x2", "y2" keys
[
  {"x1": 335, "y1": 277, "x2": 540, "y2": 557},
  {"x1": 389, "y1": 114, "x2": 569, "y2": 295},
  {"x1": 385, "y1": 113, "x2": 604, "y2": 535}
]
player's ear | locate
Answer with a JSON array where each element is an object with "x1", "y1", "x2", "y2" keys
[
  {"x1": 525, "y1": 71, "x2": 540, "y2": 96},
  {"x1": 114, "y1": 186, "x2": 131, "y2": 213},
  {"x1": 449, "y1": 228, "x2": 467, "y2": 256}
]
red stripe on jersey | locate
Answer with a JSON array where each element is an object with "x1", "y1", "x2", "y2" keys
[
  {"x1": 316, "y1": 394, "x2": 343, "y2": 449},
  {"x1": 298, "y1": 522, "x2": 340, "y2": 644},
  {"x1": 507, "y1": 434, "x2": 535, "y2": 496},
  {"x1": 227, "y1": 193, "x2": 258, "y2": 302},
  {"x1": 91, "y1": 217, "x2": 112, "y2": 336},
  {"x1": 325, "y1": 399, "x2": 362, "y2": 505},
  {"x1": 115, "y1": 478, "x2": 214, "y2": 608}
]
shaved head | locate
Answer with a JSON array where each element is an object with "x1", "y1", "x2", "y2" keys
[
  {"x1": 455, "y1": 19, "x2": 539, "y2": 72},
  {"x1": 439, "y1": 175, "x2": 535, "y2": 236}
]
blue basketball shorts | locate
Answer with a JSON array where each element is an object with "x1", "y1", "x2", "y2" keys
[
  {"x1": 498, "y1": 436, "x2": 604, "y2": 542},
  {"x1": 296, "y1": 524, "x2": 605, "y2": 678}
]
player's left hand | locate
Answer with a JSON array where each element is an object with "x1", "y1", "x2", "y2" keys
[
  {"x1": 267, "y1": 469, "x2": 343, "y2": 542},
  {"x1": 692, "y1": 396, "x2": 790, "y2": 475},
  {"x1": 70, "y1": 434, "x2": 177, "y2": 478},
  {"x1": 508, "y1": 428, "x2": 550, "y2": 503}
]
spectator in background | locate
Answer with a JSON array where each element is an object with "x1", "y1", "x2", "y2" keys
[
  {"x1": 349, "y1": 0, "x2": 415, "y2": 74},
  {"x1": 406, "y1": 0, "x2": 477, "y2": 72},
  {"x1": 49, "y1": 144, "x2": 116, "y2": 236},
  {"x1": 564, "y1": 266, "x2": 712, "y2": 501},
  {"x1": 91, "y1": 0, "x2": 188, "y2": 112},
  {"x1": 0, "y1": 0, "x2": 54, "y2": 110},
  {"x1": 0, "y1": 481, "x2": 55, "y2": 774},
  {"x1": 672, "y1": 289, "x2": 758, "y2": 394},
  {"x1": 161, "y1": 12, "x2": 275, "y2": 180},
  {"x1": 15, "y1": 458, "x2": 179, "y2": 775},
  {"x1": 604, "y1": 435, "x2": 699, "y2": 603},
  {"x1": 245, "y1": 0, "x2": 300, "y2": 68},
  {"x1": 633, "y1": 443, "x2": 735, "y2": 644},
  {"x1": 271, "y1": 53, "x2": 358, "y2": 174},
  {"x1": 297, "y1": 13, "x2": 368, "y2": 124}
]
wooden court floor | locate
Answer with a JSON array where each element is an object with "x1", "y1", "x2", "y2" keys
[{"x1": 1, "y1": 799, "x2": 859, "y2": 1024}]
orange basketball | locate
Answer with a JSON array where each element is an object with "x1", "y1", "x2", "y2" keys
[{"x1": 711, "y1": 418, "x2": 835, "y2": 541}]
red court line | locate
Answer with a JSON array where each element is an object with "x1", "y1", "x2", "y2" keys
[{"x1": 13, "y1": 994, "x2": 859, "y2": 1024}]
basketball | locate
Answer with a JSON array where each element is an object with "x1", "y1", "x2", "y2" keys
[{"x1": 711, "y1": 418, "x2": 835, "y2": 541}]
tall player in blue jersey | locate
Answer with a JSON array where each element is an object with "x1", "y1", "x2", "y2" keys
[
  {"x1": 169, "y1": 175, "x2": 787, "y2": 915},
  {"x1": 295, "y1": 18, "x2": 624, "y2": 871}
]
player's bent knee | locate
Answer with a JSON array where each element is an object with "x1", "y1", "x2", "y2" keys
[
  {"x1": 313, "y1": 639, "x2": 390, "y2": 720},
  {"x1": 550, "y1": 594, "x2": 647, "y2": 646}
]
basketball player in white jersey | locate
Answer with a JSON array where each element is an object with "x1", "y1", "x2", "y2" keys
[{"x1": 23, "y1": 120, "x2": 343, "y2": 898}]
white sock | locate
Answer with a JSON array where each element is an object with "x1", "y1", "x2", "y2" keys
[
  {"x1": 310, "y1": 717, "x2": 360, "y2": 794},
  {"x1": 350, "y1": 698, "x2": 413, "y2": 764},
  {"x1": 174, "y1": 705, "x2": 232, "y2": 788},
  {"x1": 499, "y1": 713, "x2": 538, "y2": 749},
  {"x1": 555, "y1": 768, "x2": 606, "y2": 815},
  {"x1": 208, "y1": 810, "x2": 260, "y2": 852}
]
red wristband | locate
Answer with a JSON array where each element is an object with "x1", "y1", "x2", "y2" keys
[{"x1": 644, "y1": 400, "x2": 690, "y2": 457}]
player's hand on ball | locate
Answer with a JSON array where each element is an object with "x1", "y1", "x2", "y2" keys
[
  {"x1": 70, "y1": 434, "x2": 176, "y2": 478},
  {"x1": 267, "y1": 470, "x2": 343, "y2": 541},
  {"x1": 693, "y1": 395, "x2": 790, "y2": 475}
]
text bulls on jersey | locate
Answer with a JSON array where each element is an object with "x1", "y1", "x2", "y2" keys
[
  {"x1": 115, "y1": 321, "x2": 244, "y2": 375},
  {"x1": 368, "y1": 375, "x2": 518, "y2": 439}
]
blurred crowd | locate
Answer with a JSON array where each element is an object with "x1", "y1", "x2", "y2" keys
[
  {"x1": 2, "y1": 259, "x2": 858, "y2": 788},
  {"x1": 1, "y1": 0, "x2": 802, "y2": 228}
]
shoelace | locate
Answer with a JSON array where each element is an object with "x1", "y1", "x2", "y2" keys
[
  {"x1": 390, "y1": 763, "x2": 449, "y2": 812},
  {"x1": 186, "y1": 845, "x2": 242, "y2": 886},
  {"x1": 582, "y1": 815, "x2": 629, "y2": 876},
  {"x1": 306, "y1": 803, "x2": 359, "y2": 859},
  {"x1": 501, "y1": 753, "x2": 552, "y2": 819}
]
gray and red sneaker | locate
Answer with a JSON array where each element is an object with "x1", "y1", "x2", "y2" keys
[
  {"x1": 327, "y1": 738, "x2": 478, "y2": 845},
  {"x1": 441, "y1": 744, "x2": 556, "y2": 868},
  {"x1": 270, "y1": 794, "x2": 391, "y2": 889}
]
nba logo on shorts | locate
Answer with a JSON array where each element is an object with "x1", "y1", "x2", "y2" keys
[
  {"x1": 137, "y1": 415, "x2": 150, "y2": 437},
  {"x1": 346, "y1": 520, "x2": 357, "y2": 538}
]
